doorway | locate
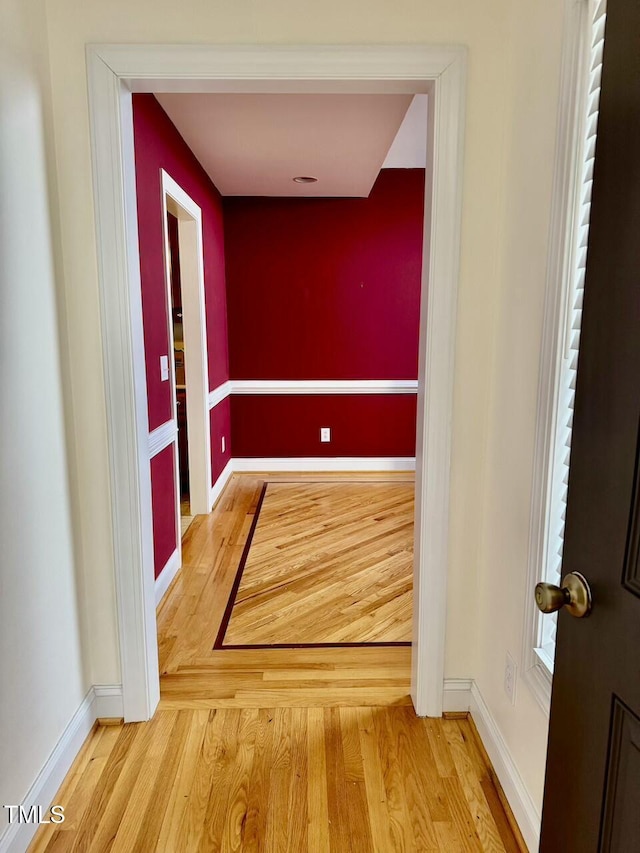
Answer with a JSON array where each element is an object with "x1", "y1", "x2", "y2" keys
[
  {"x1": 161, "y1": 171, "x2": 211, "y2": 526},
  {"x1": 165, "y1": 211, "x2": 194, "y2": 534},
  {"x1": 86, "y1": 45, "x2": 466, "y2": 722}
]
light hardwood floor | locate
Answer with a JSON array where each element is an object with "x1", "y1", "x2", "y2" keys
[
  {"x1": 28, "y1": 474, "x2": 525, "y2": 851},
  {"x1": 28, "y1": 709, "x2": 523, "y2": 853},
  {"x1": 158, "y1": 474, "x2": 414, "y2": 708},
  {"x1": 224, "y1": 480, "x2": 413, "y2": 645}
]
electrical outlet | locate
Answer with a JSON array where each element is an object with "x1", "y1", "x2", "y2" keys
[
  {"x1": 320, "y1": 427, "x2": 331, "y2": 443},
  {"x1": 160, "y1": 355, "x2": 169, "y2": 382},
  {"x1": 504, "y1": 652, "x2": 517, "y2": 705},
  {"x1": 221, "y1": 436, "x2": 226, "y2": 453}
]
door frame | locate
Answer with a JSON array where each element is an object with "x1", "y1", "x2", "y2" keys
[
  {"x1": 161, "y1": 171, "x2": 212, "y2": 519},
  {"x1": 86, "y1": 44, "x2": 467, "y2": 722}
]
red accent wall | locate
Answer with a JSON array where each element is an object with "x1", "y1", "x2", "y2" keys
[
  {"x1": 133, "y1": 94, "x2": 231, "y2": 573},
  {"x1": 150, "y1": 446, "x2": 177, "y2": 578},
  {"x1": 232, "y1": 394, "x2": 417, "y2": 458},
  {"x1": 210, "y1": 396, "x2": 232, "y2": 484},
  {"x1": 133, "y1": 93, "x2": 230, "y2": 424},
  {"x1": 224, "y1": 169, "x2": 424, "y2": 457},
  {"x1": 224, "y1": 169, "x2": 424, "y2": 380}
]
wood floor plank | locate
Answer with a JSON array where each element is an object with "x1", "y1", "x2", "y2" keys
[
  {"x1": 264, "y1": 708, "x2": 292, "y2": 852},
  {"x1": 324, "y1": 707, "x2": 353, "y2": 853},
  {"x1": 443, "y1": 720, "x2": 507, "y2": 853},
  {"x1": 219, "y1": 708, "x2": 259, "y2": 852},
  {"x1": 393, "y1": 707, "x2": 441, "y2": 851},
  {"x1": 154, "y1": 710, "x2": 210, "y2": 853},
  {"x1": 110, "y1": 712, "x2": 177, "y2": 853},
  {"x1": 285, "y1": 708, "x2": 309, "y2": 853},
  {"x1": 128, "y1": 711, "x2": 192, "y2": 853},
  {"x1": 176, "y1": 709, "x2": 230, "y2": 852},
  {"x1": 241, "y1": 708, "x2": 276, "y2": 853},
  {"x1": 196, "y1": 710, "x2": 244, "y2": 853},
  {"x1": 372, "y1": 707, "x2": 418, "y2": 851},
  {"x1": 307, "y1": 708, "x2": 331, "y2": 853}
]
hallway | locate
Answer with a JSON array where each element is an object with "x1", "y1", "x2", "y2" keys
[
  {"x1": 28, "y1": 708, "x2": 521, "y2": 852},
  {"x1": 27, "y1": 475, "x2": 524, "y2": 852}
]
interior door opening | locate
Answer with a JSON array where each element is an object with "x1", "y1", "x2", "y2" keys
[
  {"x1": 166, "y1": 211, "x2": 194, "y2": 536},
  {"x1": 87, "y1": 44, "x2": 467, "y2": 723}
]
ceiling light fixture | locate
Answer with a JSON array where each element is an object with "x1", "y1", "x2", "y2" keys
[{"x1": 292, "y1": 176, "x2": 318, "y2": 184}]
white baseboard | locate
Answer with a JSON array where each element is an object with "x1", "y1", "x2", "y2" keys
[
  {"x1": 0, "y1": 690, "x2": 95, "y2": 853},
  {"x1": 209, "y1": 459, "x2": 233, "y2": 510},
  {"x1": 469, "y1": 682, "x2": 541, "y2": 852},
  {"x1": 0, "y1": 683, "x2": 125, "y2": 853},
  {"x1": 93, "y1": 684, "x2": 124, "y2": 719},
  {"x1": 231, "y1": 457, "x2": 416, "y2": 472},
  {"x1": 441, "y1": 679, "x2": 539, "y2": 851},
  {"x1": 154, "y1": 548, "x2": 181, "y2": 607},
  {"x1": 442, "y1": 678, "x2": 474, "y2": 712}
]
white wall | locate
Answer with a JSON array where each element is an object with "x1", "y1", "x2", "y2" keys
[
  {"x1": 0, "y1": 0, "x2": 87, "y2": 834},
  {"x1": 38, "y1": 0, "x2": 564, "y2": 821},
  {"x1": 475, "y1": 0, "x2": 565, "y2": 806}
]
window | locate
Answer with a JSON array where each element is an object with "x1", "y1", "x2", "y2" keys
[{"x1": 525, "y1": 0, "x2": 606, "y2": 705}]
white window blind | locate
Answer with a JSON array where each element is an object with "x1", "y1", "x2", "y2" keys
[{"x1": 536, "y1": 0, "x2": 607, "y2": 673}]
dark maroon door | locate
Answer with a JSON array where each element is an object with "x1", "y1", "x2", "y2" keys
[{"x1": 539, "y1": 0, "x2": 640, "y2": 849}]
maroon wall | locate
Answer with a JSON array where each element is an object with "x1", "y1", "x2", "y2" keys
[
  {"x1": 133, "y1": 94, "x2": 232, "y2": 575},
  {"x1": 150, "y1": 446, "x2": 177, "y2": 578},
  {"x1": 133, "y1": 93, "x2": 231, "y2": 420},
  {"x1": 232, "y1": 394, "x2": 417, "y2": 458},
  {"x1": 210, "y1": 397, "x2": 232, "y2": 484},
  {"x1": 224, "y1": 169, "x2": 424, "y2": 457}
]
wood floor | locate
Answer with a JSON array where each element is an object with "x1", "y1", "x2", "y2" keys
[
  {"x1": 223, "y1": 480, "x2": 413, "y2": 646},
  {"x1": 158, "y1": 474, "x2": 414, "y2": 708},
  {"x1": 28, "y1": 708, "x2": 523, "y2": 853},
  {"x1": 27, "y1": 474, "x2": 525, "y2": 852}
]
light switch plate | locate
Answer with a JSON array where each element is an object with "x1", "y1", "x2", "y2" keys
[{"x1": 160, "y1": 355, "x2": 169, "y2": 382}]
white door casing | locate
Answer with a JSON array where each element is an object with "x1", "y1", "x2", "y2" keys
[{"x1": 86, "y1": 44, "x2": 467, "y2": 721}]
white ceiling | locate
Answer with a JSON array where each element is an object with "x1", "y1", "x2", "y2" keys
[
  {"x1": 155, "y1": 93, "x2": 427, "y2": 198},
  {"x1": 382, "y1": 95, "x2": 428, "y2": 169}
]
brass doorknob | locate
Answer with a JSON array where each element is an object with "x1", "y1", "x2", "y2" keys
[{"x1": 535, "y1": 572, "x2": 592, "y2": 618}]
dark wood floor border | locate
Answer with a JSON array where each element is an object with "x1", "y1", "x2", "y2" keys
[
  {"x1": 214, "y1": 479, "x2": 411, "y2": 651},
  {"x1": 213, "y1": 482, "x2": 268, "y2": 649},
  {"x1": 221, "y1": 642, "x2": 412, "y2": 650}
]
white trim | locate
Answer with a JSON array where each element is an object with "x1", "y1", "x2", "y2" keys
[
  {"x1": 209, "y1": 458, "x2": 233, "y2": 510},
  {"x1": 161, "y1": 170, "x2": 212, "y2": 518},
  {"x1": 154, "y1": 548, "x2": 181, "y2": 607},
  {"x1": 89, "y1": 44, "x2": 465, "y2": 93},
  {"x1": 86, "y1": 50, "x2": 159, "y2": 723},
  {"x1": 412, "y1": 48, "x2": 466, "y2": 716},
  {"x1": 208, "y1": 380, "x2": 232, "y2": 409},
  {"x1": 93, "y1": 684, "x2": 124, "y2": 719},
  {"x1": 0, "y1": 690, "x2": 95, "y2": 853},
  {"x1": 148, "y1": 419, "x2": 177, "y2": 458},
  {"x1": 442, "y1": 678, "x2": 474, "y2": 713},
  {"x1": 86, "y1": 43, "x2": 466, "y2": 723},
  {"x1": 0, "y1": 685, "x2": 125, "y2": 853},
  {"x1": 470, "y1": 683, "x2": 540, "y2": 853},
  {"x1": 231, "y1": 457, "x2": 416, "y2": 472},
  {"x1": 230, "y1": 379, "x2": 419, "y2": 395},
  {"x1": 523, "y1": 0, "x2": 595, "y2": 715}
]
